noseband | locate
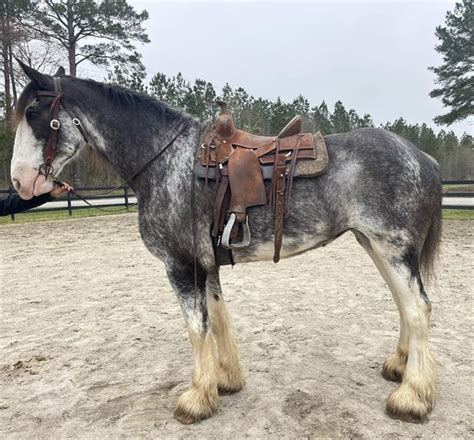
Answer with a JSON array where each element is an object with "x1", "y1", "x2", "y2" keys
[{"x1": 36, "y1": 77, "x2": 89, "y2": 178}]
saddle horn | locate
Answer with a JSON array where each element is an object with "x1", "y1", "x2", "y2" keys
[{"x1": 215, "y1": 100, "x2": 235, "y2": 139}]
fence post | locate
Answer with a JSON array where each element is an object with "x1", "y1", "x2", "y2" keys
[
  {"x1": 124, "y1": 186, "x2": 129, "y2": 209},
  {"x1": 67, "y1": 191, "x2": 72, "y2": 216},
  {"x1": 9, "y1": 187, "x2": 15, "y2": 221}
]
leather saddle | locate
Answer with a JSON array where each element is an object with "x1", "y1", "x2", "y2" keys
[{"x1": 194, "y1": 101, "x2": 329, "y2": 264}]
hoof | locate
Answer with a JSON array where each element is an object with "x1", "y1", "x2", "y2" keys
[
  {"x1": 218, "y1": 383, "x2": 244, "y2": 395},
  {"x1": 382, "y1": 352, "x2": 407, "y2": 382},
  {"x1": 217, "y1": 366, "x2": 245, "y2": 395},
  {"x1": 174, "y1": 387, "x2": 218, "y2": 425},
  {"x1": 386, "y1": 383, "x2": 435, "y2": 421},
  {"x1": 174, "y1": 407, "x2": 200, "y2": 425}
]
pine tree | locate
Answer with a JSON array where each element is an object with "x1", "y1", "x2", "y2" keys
[
  {"x1": 419, "y1": 123, "x2": 439, "y2": 157},
  {"x1": 248, "y1": 98, "x2": 271, "y2": 134},
  {"x1": 429, "y1": 0, "x2": 474, "y2": 125},
  {"x1": 106, "y1": 52, "x2": 147, "y2": 92},
  {"x1": 25, "y1": 0, "x2": 149, "y2": 77},
  {"x1": 269, "y1": 97, "x2": 294, "y2": 134},
  {"x1": 183, "y1": 78, "x2": 217, "y2": 120},
  {"x1": 149, "y1": 72, "x2": 191, "y2": 109},
  {"x1": 1, "y1": 0, "x2": 31, "y2": 127},
  {"x1": 149, "y1": 72, "x2": 172, "y2": 102},
  {"x1": 312, "y1": 101, "x2": 332, "y2": 134},
  {"x1": 331, "y1": 101, "x2": 351, "y2": 133}
]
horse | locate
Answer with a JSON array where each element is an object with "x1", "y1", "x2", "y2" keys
[{"x1": 10, "y1": 63, "x2": 442, "y2": 424}]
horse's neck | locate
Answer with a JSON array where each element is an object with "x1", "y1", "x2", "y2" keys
[{"x1": 79, "y1": 102, "x2": 199, "y2": 190}]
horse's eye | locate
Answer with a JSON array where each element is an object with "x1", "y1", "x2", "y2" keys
[{"x1": 26, "y1": 109, "x2": 39, "y2": 120}]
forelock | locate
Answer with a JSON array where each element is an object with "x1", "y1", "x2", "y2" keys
[{"x1": 14, "y1": 83, "x2": 38, "y2": 128}]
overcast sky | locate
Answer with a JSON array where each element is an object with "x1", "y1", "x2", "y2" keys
[{"x1": 127, "y1": 1, "x2": 471, "y2": 136}]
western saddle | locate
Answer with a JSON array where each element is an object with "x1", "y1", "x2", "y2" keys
[{"x1": 194, "y1": 101, "x2": 328, "y2": 265}]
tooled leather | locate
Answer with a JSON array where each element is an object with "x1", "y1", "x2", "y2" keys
[{"x1": 200, "y1": 129, "x2": 315, "y2": 167}]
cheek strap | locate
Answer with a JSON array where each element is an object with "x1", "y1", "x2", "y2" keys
[{"x1": 36, "y1": 78, "x2": 89, "y2": 178}]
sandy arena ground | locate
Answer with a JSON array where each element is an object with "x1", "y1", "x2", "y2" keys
[{"x1": 1, "y1": 214, "x2": 472, "y2": 439}]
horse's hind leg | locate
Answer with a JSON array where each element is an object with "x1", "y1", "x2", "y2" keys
[
  {"x1": 166, "y1": 261, "x2": 219, "y2": 424},
  {"x1": 354, "y1": 232, "x2": 408, "y2": 382},
  {"x1": 206, "y1": 269, "x2": 245, "y2": 394},
  {"x1": 354, "y1": 232, "x2": 436, "y2": 420}
]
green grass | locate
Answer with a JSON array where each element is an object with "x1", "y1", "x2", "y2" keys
[
  {"x1": 443, "y1": 184, "x2": 474, "y2": 192},
  {"x1": 0, "y1": 205, "x2": 137, "y2": 225},
  {"x1": 442, "y1": 209, "x2": 474, "y2": 220}
]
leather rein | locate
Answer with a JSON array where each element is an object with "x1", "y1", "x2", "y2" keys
[{"x1": 36, "y1": 78, "x2": 190, "y2": 209}]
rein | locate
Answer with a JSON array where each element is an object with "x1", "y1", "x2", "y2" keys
[
  {"x1": 55, "y1": 120, "x2": 190, "y2": 203},
  {"x1": 54, "y1": 121, "x2": 190, "y2": 212}
]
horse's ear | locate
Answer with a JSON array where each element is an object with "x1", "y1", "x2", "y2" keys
[
  {"x1": 17, "y1": 59, "x2": 52, "y2": 89},
  {"x1": 54, "y1": 66, "x2": 66, "y2": 77}
]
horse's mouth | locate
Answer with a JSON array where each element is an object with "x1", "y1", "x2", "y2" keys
[{"x1": 12, "y1": 169, "x2": 53, "y2": 200}]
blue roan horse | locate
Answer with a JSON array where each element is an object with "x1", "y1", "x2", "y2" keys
[{"x1": 11, "y1": 64, "x2": 442, "y2": 424}]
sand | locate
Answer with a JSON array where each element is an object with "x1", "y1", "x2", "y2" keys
[{"x1": 1, "y1": 214, "x2": 472, "y2": 439}]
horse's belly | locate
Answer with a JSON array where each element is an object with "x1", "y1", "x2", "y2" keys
[{"x1": 233, "y1": 234, "x2": 328, "y2": 263}]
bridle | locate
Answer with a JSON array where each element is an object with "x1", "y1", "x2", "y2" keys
[{"x1": 36, "y1": 77, "x2": 89, "y2": 179}]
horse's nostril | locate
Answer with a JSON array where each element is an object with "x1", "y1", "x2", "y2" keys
[{"x1": 12, "y1": 178, "x2": 21, "y2": 192}]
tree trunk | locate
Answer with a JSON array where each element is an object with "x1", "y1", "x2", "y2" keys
[
  {"x1": 66, "y1": 0, "x2": 76, "y2": 77},
  {"x1": 8, "y1": 43, "x2": 17, "y2": 105},
  {"x1": 68, "y1": 45, "x2": 76, "y2": 77},
  {"x1": 68, "y1": 43, "x2": 80, "y2": 186},
  {"x1": 66, "y1": 0, "x2": 80, "y2": 186},
  {"x1": 1, "y1": 10, "x2": 13, "y2": 129}
]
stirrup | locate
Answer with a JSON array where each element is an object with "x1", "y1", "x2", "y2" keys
[{"x1": 221, "y1": 213, "x2": 251, "y2": 249}]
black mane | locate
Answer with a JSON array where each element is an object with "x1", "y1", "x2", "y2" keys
[
  {"x1": 15, "y1": 75, "x2": 192, "y2": 129},
  {"x1": 77, "y1": 77, "x2": 192, "y2": 127}
]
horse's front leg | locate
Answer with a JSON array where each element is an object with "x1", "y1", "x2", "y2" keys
[
  {"x1": 166, "y1": 261, "x2": 219, "y2": 424},
  {"x1": 206, "y1": 269, "x2": 245, "y2": 394}
]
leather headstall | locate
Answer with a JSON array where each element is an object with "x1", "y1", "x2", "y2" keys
[{"x1": 35, "y1": 77, "x2": 89, "y2": 178}]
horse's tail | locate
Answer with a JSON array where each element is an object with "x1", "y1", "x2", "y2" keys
[{"x1": 419, "y1": 199, "x2": 442, "y2": 283}]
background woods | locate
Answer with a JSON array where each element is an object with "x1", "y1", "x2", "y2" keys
[{"x1": 1, "y1": 0, "x2": 473, "y2": 187}]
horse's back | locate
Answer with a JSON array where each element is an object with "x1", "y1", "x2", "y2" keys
[{"x1": 325, "y1": 128, "x2": 438, "y2": 173}]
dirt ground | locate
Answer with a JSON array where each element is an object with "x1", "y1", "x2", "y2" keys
[{"x1": 1, "y1": 214, "x2": 472, "y2": 439}]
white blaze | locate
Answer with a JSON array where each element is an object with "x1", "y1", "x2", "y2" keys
[{"x1": 10, "y1": 117, "x2": 53, "y2": 199}]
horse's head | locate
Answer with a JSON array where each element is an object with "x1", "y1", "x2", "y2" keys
[{"x1": 11, "y1": 63, "x2": 88, "y2": 199}]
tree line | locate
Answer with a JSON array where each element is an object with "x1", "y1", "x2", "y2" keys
[
  {"x1": 147, "y1": 71, "x2": 472, "y2": 179},
  {"x1": 1, "y1": 0, "x2": 472, "y2": 186}
]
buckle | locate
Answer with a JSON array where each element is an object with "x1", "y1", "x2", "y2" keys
[
  {"x1": 50, "y1": 119, "x2": 60, "y2": 130},
  {"x1": 39, "y1": 161, "x2": 54, "y2": 178}
]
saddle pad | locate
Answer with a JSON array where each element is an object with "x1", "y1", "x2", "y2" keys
[{"x1": 295, "y1": 131, "x2": 329, "y2": 177}]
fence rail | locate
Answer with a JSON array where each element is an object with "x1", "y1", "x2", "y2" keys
[
  {"x1": 1, "y1": 180, "x2": 473, "y2": 221},
  {"x1": 0, "y1": 185, "x2": 136, "y2": 220},
  {"x1": 440, "y1": 180, "x2": 473, "y2": 210}
]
